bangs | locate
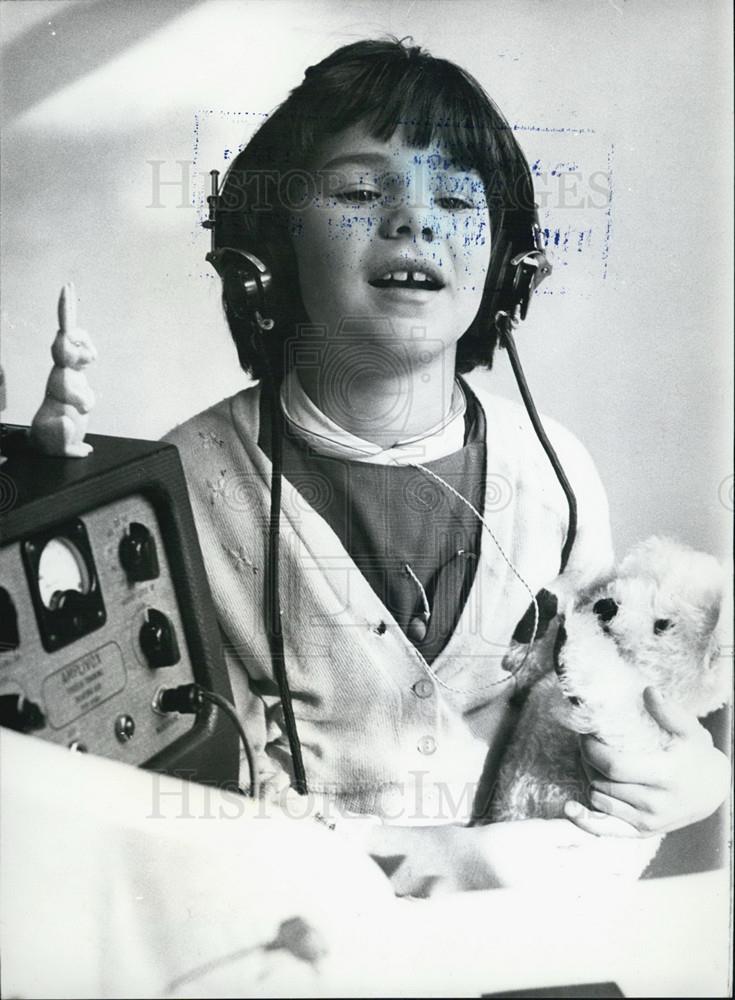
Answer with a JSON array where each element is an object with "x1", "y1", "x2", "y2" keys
[
  {"x1": 250, "y1": 40, "x2": 526, "y2": 207},
  {"x1": 305, "y1": 60, "x2": 505, "y2": 170}
]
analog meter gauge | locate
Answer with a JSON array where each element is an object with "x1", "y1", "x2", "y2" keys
[
  {"x1": 22, "y1": 518, "x2": 106, "y2": 652},
  {"x1": 38, "y1": 537, "x2": 91, "y2": 610}
]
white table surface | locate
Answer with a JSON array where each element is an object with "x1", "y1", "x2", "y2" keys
[
  {"x1": 2, "y1": 728, "x2": 732, "y2": 998},
  {"x1": 383, "y1": 867, "x2": 732, "y2": 998}
]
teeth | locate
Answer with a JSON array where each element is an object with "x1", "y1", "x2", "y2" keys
[{"x1": 373, "y1": 269, "x2": 437, "y2": 286}]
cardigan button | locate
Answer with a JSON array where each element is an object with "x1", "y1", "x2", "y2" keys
[
  {"x1": 406, "y1": 616, "x2": 428, "y2": 643},
  {"x1": 412, "y1": 679, "x2": 434, "y2": 699},
  {"x1": 417, "y1": 735, "x2": 437, "y2": 755}
]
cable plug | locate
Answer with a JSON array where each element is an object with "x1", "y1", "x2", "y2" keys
[{"x1": 155, "y1": 683, "x2": 204, "y2": 715}]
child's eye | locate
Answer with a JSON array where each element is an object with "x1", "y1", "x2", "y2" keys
[
  {"x1": 434, "y1": 196, "x2": 474, "y2": 211},
  {"x1": 335, "y1": 188, "x2": 381, "y2": 205}
]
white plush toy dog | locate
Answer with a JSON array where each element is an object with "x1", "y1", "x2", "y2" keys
[{"x1": 487, "y1": 536, "x2": 730, "y2": 879}]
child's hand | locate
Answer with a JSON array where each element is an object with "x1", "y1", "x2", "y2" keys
[{"x1": 565, "y1": 687, "x2": 731, "y2": 837}]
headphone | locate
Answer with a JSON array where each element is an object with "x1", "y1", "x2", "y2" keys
[
  {"x1": 487, "y1": 206, "x2": 552, "y2": 329},
  {"x1": 203, "y1": 169, "x2": 552, "y2": 349}
]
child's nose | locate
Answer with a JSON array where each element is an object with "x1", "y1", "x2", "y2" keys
[{"x1": 380, "y1": 205, "x2": 434, "y2": 242}]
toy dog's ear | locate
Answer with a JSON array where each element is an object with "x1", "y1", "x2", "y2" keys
[
  {"x1": 703, "y1": 594, "x2": 722, "y2": 637},
  {"x1": 690, "y1": 557, "x2": 727, "y2": 655},
  {"x1": 512, "y1": 588, "x2": 558, "y2": 644},
  {"x1": 699, "y1": 583, "x2": 726, "y2": 667}
]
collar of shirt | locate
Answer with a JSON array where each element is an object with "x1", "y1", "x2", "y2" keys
[{"x1": 279, "y1": 370, "x2": 468, "y2": 465}]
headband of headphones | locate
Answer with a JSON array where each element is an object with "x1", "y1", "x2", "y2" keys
[{"x1": 203, "y1": 168, "x2": 552, "y2": 339}]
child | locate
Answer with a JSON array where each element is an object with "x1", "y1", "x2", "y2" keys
[{"x1": 164, "y1": 38, "x2": 729, "y2": 892}]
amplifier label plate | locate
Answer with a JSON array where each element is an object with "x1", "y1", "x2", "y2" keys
[{"x1": 43, "y1": 642, "x2": 127, "y2": 728}]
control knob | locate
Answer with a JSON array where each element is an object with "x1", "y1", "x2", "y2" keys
[
  {"x1": 119, "y1": 523, "x2": 160, "y2": 583},
  {"x1": 139, "y1": 608, "x2": 180, "y2": 668},
  {"x1": 0, "y1": 694, "x2": 46, "y2": 733}
]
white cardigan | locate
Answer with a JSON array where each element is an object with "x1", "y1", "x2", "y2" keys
[{"x1": 164, "y1": 383, "x2": 613, "y2": 821}]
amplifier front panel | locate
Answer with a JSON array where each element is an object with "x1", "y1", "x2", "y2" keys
[{"x1": 0, "y1": 493, "x2": 199, "y2": 765}]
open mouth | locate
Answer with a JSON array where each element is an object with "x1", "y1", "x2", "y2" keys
[{"x1": 369, "y1": 269, "x2": 444, "y2": 291}]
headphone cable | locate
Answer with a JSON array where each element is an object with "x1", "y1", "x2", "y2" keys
[
  {"x1": 265, "y1": 369, "x2": 309, "y2": 795},
  {"x1": 500, "y1": 325, "x2": 578, "y2": 573}
]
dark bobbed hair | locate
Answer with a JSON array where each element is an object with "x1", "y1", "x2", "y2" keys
[{"x1": 215, "y1": 37, "x2": 537, "y2": 379}]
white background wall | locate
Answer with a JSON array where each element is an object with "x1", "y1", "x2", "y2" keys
[{"x1": 1, "y1": 0, "x2": 733, "y2": 562}]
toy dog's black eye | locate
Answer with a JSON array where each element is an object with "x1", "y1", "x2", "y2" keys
[{"x1": 654, "y1": 618, "x2": 672, "y2": 634}]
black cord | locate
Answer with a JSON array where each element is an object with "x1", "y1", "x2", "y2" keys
[
  {"x1": 206, "y1": 197, "x2": 308, "y2": 795},
  {"x1": 501, "y1": 326, "x2": 578, "y2": 573},
  {"x1": 264, "y1": 369, "x2": 309, "y2": 795},
  {"x1": 197, "y1": 688, "x2": 260, "y2": 799},
  {"x1": 156, "y1": 683, "x2": 259, "y2": 797}
]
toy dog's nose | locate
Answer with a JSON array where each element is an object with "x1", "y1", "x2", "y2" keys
[{"x1": 593, "y1": 597, "x2": 618, "y2": 622}]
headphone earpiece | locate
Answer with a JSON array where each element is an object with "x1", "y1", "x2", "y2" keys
[
  {"x1": 489, "y1": 208, "x2": 552, "y2": 339},
  {"x1": 206, "y1": 246, "x2": 274, "y2": 324},
  {"x1": 510, "y1": 223, "x2": 552, "y2": 322},
  {"x1": 204, "y1": 170, "x2": 277, "y2": 331}
]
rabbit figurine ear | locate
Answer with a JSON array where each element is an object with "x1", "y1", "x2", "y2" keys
[
  {"x1": 30, "y1": 285, "x2": 96, "y2": 458},
  {"x1": 58, "y1": 281, "x2": 77, "y2": 332}
]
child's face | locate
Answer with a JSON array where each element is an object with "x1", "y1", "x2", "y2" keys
[{"x1": 289, "y1": 122, "x2": 491, "y2": 368}]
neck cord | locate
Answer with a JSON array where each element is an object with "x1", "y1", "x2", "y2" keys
[
  {"x1": 405, "y1": 324, "x2": 581, "y2": 692},
  {"x1": 410, "y1": 460, "x2": 539, "y2": 687},
  {"x1": 403, "y1": 563, "x2": 431, "y2": 622}
]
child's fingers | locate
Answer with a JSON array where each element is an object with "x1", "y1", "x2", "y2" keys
[
  {"x1": 58, "y1": 282, "x2": 77, "y2": 333},
  {"x1": 578, "y1": 754, "x2": 608, "y2": 786},
  {"x1": 564, "y1": 800, "x2": 643, "y2": 838},
  {"x1": 579, "y1": 736, "x2": 661, "y2": 785},
  {"x1": 589, "y1": 779, "x2": 657, "y2": 812},
  {"x1": 643, "y1": 687, "x2": 705, "y2": 740},
  {"x1": 587, "y1": 788, "x2": 661, "y2": 834}
]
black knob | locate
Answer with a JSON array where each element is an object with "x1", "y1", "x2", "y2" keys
[
  {"x1": 119, "y1": 523, "x2": 160, "y2": 583},
  {"x1": 140, "y1": 608, "x2": 180, "y2": 668},
  {"x1": 0, "y1": 694, "x2": 46, "y2": 733}
]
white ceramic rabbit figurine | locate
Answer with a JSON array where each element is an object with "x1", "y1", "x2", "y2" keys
[{"x1": 30, "y1": 284, "x2": 97, "y2": 458}]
